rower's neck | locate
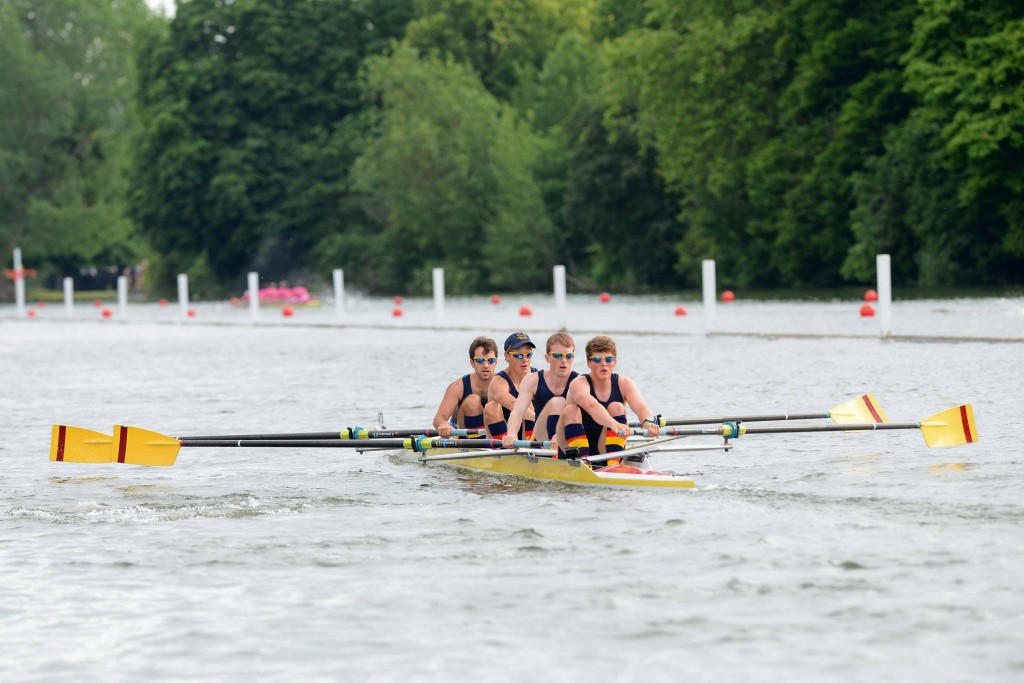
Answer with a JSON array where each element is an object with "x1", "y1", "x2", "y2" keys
[{"x1": 504, "y1": 366, "x2": 530, "y2": 384}]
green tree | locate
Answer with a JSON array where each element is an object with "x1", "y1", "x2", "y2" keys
[
  {"x1": 341, "y1": 45, "x2": 555, "y2": 293},
  {"x1": 130, "y1": 0, "x2": 414, "y2": 291},
  {"x1": 405, "y1": 0, "x2": 594, "y2": 100},
  {"x1": 0, "y1": 0, "x2": 153, "y2": 280}
]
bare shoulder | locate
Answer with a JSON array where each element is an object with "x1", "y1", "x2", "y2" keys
[
  {"x1": 618, "y1": 374, "x2": 642, "y2": 395},
  {"x1": 520, "y1": 372, "x2": 540, "y2": 392}
]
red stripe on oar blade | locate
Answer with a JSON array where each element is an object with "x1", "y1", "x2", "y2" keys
[
  {"x1": 862, "y1": 394, "x2": 883, "y2": 423},
  {"x1": 117, "y1": 426, "x2": 128, "y2": 463},
  {"x1": 960, "y1": 405, "x2": 974, "y2": 443},
  {"x1": 57, "y1": 425, "x2": 66, "y2": 461}
]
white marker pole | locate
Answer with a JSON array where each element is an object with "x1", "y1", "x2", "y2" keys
[
  {"x1": 553, "y1": 265, "x2": 567, "y2": 331},
  {"x1": 432, "y1": 267, "x2": 445, "y2": 327},
  {"x1": 63, "y1": 277, "x2": 74, "y2": 318},
  {"x1": 177, "y1": 273, "x2": 189, "y2": 319},
  {"x1": 247, "y1": 271, "x2": 259, "y2": 322},
  {"x1": 702, "y1": 259, "x2": 717, "y2": 335},
  {"x1": 877, "y1": 254, "x2": 892, "y2": 337},
  {"x1": 333, "y1": 269, "x2": 344, "y2": 320},
  {"x1": 117, "y1": 275, "x2": 128, "y2": 319},
  {"x1": 13, "y1": 248, "x2": 26, "y2": 317}
]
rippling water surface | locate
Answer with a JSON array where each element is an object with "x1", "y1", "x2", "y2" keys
[{"x1": 2, "y1": 296, "x2": 1023, "y2": 681}]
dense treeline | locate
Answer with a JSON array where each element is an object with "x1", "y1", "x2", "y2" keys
[{"x1": 2, "y1": 0, "x2": 1022, "y2": 297}]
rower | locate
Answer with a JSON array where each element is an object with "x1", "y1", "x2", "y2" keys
[
  {"x1": 555, "y1": 335, "x2": 661, "y2": 466},
  {"x1": 484, "y1": 332, "x2": 539, "y2": 439},
  {"x1": 431, "y1": 336, "x2": 497, "y2": 438},
  {"x1": 501, "y1": 332, "x2": 578, "y2": 451}
]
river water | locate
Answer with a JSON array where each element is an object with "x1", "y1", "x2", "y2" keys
[{"x1": 2, "y1": 294, "x2": 1023, "y2": 681}]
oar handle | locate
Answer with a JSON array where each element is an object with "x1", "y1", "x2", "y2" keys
[{"x1": 422, "y1": 438, "x2": 551, "y2": 450}]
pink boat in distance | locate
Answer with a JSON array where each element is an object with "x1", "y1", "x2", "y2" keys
[{"x1": 235, "y1": 286, "x2": 321, "y2": 307}]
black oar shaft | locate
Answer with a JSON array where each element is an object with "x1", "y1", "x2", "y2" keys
[
  {"x1": 654, "y1": 412, "x2": 828, "y2": 427},
  {"x1": 660, "y1": 421, "x2": 921, "y2": 438},
  {"x1": 182, "y1": 432, "x2": 343, "y2": 441},
  {"x1": 176, "y1": 437, "x2": 546, "y2": 451},
  {"x1": 742, "y1": 422, "x2": 918, "y2": 434},
  {"x1": 179, "y1": 438, "x2": 412, "y2": 448},
  {"x1": 179, "y1": 428, "x2": 484, "y2": 441}
]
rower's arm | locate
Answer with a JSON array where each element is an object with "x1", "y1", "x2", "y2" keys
[
  {"x1": 620, "y1": 376, "x2": 660, "y2": 436},
  {"x1": 569, "y1": 378, "x2": 622, "y2": 433},
  {"x1": 431, "y1": 380, "x2": 462, "y2": 430},
  {"x1": 505, "y1": 374, "x2": 538, "y2": 438},
  {"x1": 487, "y1": 374, "x2": 515, "y2": 412}
]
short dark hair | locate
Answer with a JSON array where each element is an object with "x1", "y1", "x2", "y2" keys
[{"x1": 469, "y1": 336, "x2": 498, "y2": 359}]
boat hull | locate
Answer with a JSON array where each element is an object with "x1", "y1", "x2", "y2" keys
[{"x1": 419, "y1": 448, "x2": 695, "y2": 489}]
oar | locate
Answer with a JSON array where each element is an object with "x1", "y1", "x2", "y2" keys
[
  {"x1": 49, "y1": 425, "x2": 111, "y2": 464},
  {"x1": 179, "y1": 427, "x2": 484, "y2": 440},
  {"x1": 53, "y1": 425, "x2": 553, "y2": 467},
  {"x1": 659, "y1": 404, "x2": 975, "y2": 448},
  {"x1": 635, "y1": 393, "x2": 890, "y2": 427}
]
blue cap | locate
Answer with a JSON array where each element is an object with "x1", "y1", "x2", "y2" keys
[{"x1": 504, "y1": 332, "x2": 534, "y2": 351}]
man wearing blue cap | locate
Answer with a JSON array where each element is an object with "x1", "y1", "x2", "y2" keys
[{"x1": 483, "y1": 332, "x2": 539, "y2": 439}]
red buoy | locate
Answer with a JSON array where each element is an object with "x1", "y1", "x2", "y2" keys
[
  {"x1": 490, "y1": 294, "x2": 501, "y2": 305},
  {"x1": 392, "y1": 307, "x2": 403, "y2": 317},
  {"x1": 101, "y1": 308, "x2": 112, "y2": 318},
  {"x1": 721, "y1": 290, "x2": 735, "y2": 302},
  {"x1": 230, "y1": 296, "x2": 239, "y2": 305},
  {"x1": 864, "y1": 289, "x2": 878, "y2": 302},
  {"x1": 519, "y1": 305, "x2": 533, "y2": 317},
  {"x1": 599, "y1": 292, "x2": 611, "y2": 303},
  {"x1": 37, "y1": 301, "x2": 45, "y2": 308},
  {"x1": 159, "y1": 299, "x2": 168, "y2": 306},
  {"x1": 281, "y1": 305, "x2": 294, "y2": 317},
  {"x1": 93, "y1": 299, "x2": 103, "y2": 307},
  {"x1": 27, "y1": 309, "x2": 37, "y2": 318},
  {"x1": 187, "y1": 308, "x2": 197, "y2": 318},
  {"x1": 674, "y1": 305, "x2": 687, "y2": 316},
  {"x1": 860, "y1": 303, "x2": 876, "y2": 317},
  {"x1": 393, "y1": 296, "x2": 403, "y2": 306}
]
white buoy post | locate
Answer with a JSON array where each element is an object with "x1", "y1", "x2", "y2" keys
[
  {"x1": 117, "y1": 275, "x2": 128, "y2": 319},
  {"x1": 63, "y1": 277, "x2": 74, "y2": 318},
  {"x1": 877, "y1": 253, "x2": 892, "y2": 337},
  {"x1": 177, "y1": 273, "x2": 189, "y2": 319},
  {"x1": 13, "y1": 248, "x2": 26, "y2": 317},
  {"x1": 333, "y1": 269, "x2": 344, "y2": 320},
  {"x1": 553, "y1": 265, "x2": 567, "y2": 331},
  {"x1": 247, "y1": 271, "x2": 259, "y2": 322},
  {"x1": 432, "y1": 267, "x2": 445, "y2": 327},
  {"x1": 702, "y1": 259, "x2": 717, "y2": 335}
]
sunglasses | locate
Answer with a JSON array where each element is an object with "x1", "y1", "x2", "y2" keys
[
  {"x1": 589, "y1": 355, "x2": 616, "y2": 363},
  {"x1": 472, "y1": 357, "x2": 498, "y2": 365},
  {"x1": 549, "y1": 352, "x2": 575, "y2": 360},
  {"x1": 509, "y1": 351, "x2": 534, "y2": 359}
]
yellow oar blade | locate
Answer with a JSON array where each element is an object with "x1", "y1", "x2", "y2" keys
[
  {"x1": 50, "y1": 425, "x2": 113, "y2": 463},
  {"x1": 111, "y1": 425, "x2": 181, "y2": 466},
  {"x1": 920, "y1": 405, "x2": 978, "y2": 448},
  {"x1": 831, "y1": 393, "x2": 889, "y2": 424}
]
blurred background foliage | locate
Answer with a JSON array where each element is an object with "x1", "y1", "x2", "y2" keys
[{"x1": 2, "y1": 0, "x2": 1022, "y2": 297}]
